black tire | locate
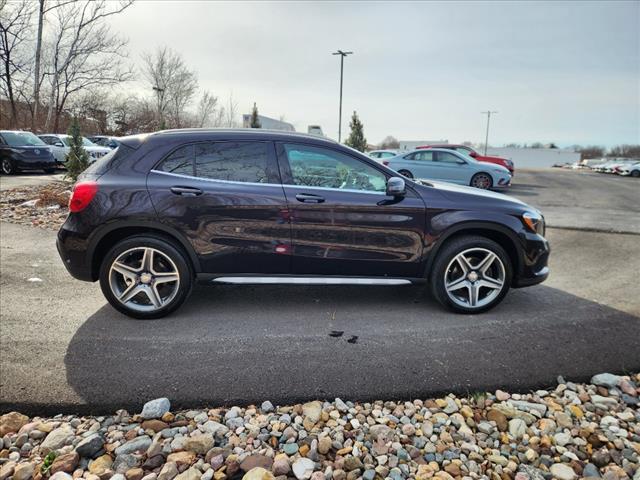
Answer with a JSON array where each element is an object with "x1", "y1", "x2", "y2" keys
[
  {"x1": 429, "y1": 235, "x2": 512, "y2": 314},
  {"x1": 99, "y1": 235, "x2": 193, "y2": 319},
  {"x1": 398, "y1": 169, "x2": 414, "y2": 179},
  {"x1": 470, "y1": 172, "x2": 493, "y2": 189},
  {"x1": 1, "y1": 158, "x2": 15, "y2": 175},
  {"x1": 631, "y1": 170, "x2": 640, "y2": 178}
]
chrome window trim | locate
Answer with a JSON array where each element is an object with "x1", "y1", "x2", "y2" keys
[{"x1": 149, "y1": 169, "x2": 388, "y2": 196}]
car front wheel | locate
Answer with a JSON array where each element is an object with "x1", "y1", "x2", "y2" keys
[
  {"x1": 470, "y1": 172, "x2": 493, "y2": 189},
  {"x1": 398, "y1": 169, "x2": 413, "y2": 179},
  {"x1": 99, "y1": 235, "x2": 193, "y2": 319},
  {"x1": 1, "y1": 158, "x2": 15, "y2": 175},
  {"x1": 430, "y1": 235, "x2": 512, "y2": 314}
]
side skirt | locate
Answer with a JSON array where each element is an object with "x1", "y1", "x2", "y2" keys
[{"x1": 196, "y1": 274, "x2": 425, "y2": 286}]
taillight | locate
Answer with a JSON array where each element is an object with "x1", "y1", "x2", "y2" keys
[
  {"x1": 69, "y1": 181, "x2": 98, "y2": 213},
  {"x1": 382, "y1": 160, "x2": 389, "y2": 166}
]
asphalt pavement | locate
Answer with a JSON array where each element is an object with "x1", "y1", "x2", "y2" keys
[{"x1": 1, "y1": 169, "x2": 639, "y2": 414}]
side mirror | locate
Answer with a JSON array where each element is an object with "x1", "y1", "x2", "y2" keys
[
  {"x1": 386, "y1": 176, "x2": 406, "y2": 197},
  {"x1": 469, "y1": 151, "x2": 477, "y2": 158},
  {"x1": 54, "y1": 142, "x2": 64, "y2": 147}
]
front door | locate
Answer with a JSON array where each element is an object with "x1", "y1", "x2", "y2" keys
[
  {"x1": 147, "y1": 140, "x2": 291, "y2": 274},
  {"x1": 276, "y1": 142, "x2": 426, "y2": 278}
]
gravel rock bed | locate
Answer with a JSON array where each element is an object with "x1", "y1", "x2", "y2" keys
[
  {"x1": 0, "y1": 182, "x2": 71, "y2": 230},
  {"x1": 1, "y1": 373, "x2": 638, "y2": 480}
]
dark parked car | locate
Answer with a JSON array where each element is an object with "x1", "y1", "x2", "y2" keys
[
  {"x1": 0, "y1": 130, "x2": 58, "y2": 174},
  {"x1": 57, "y1": 129, "x2": 549, "y2": 319}
]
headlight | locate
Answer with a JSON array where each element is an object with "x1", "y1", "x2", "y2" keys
[{"x1": 522, "y1": 211, "x2": 545, "y2": 235}]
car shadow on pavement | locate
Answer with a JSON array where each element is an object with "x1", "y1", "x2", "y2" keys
[{"x1": 63, "y1": 284, "x2": 640, "y2": 415}]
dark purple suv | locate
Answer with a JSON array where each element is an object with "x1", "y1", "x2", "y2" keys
[{"x1": 57, "y1": 129, "x2": 549, "y2": 319}]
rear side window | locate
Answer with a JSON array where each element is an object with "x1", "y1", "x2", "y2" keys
[
  {"x1": 84, "y1": 144, "x2": 134, "y2": 176},
  {"x1": 195, "y1": 142, "x2": 269, "y2": 183},
  {"x1": 159, "y1": 145, "x2": 195, "y2": 176}
]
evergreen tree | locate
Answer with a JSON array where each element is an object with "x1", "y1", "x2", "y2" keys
[
  {"x1": 64, "y1": 118, "x2": 90, "y2": 182},
  {"x1": 345, "y1": 111, "x2": 367, "y2": 152},
  {"x1": 250, "y1": 103, "x2": 261, "y2": 128}
]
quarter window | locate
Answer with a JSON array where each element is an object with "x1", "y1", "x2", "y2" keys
[
  {"x1": 158, "y1": 145, "x2": 195, "y2": 176},
  {"x1": 195, "y1": 142, "x2": 269, "y2": 183},
  {"x1": 284, "y1": 144, "x2": 386, "y2": 193},
  {"x1": 438, "y1": 152, "x2": 463, "y2": 164}
]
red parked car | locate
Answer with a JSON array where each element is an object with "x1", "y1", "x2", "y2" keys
[{"x1": 417, "y1": 144, "x2": 515, "y2": 175}]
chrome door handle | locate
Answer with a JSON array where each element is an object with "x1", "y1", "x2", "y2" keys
[
  {"x1": 170, "y1": 186, "x2": 203, "y2": 196},
  {"x1": 295, "y1": 193, "x2": 325, "y2": 203}
]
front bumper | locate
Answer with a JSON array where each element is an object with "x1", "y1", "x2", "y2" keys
[
  {"x1": 512, "y1": 232, "x2": 550, "y2": 288},
  {"x1": 16, "y1": 157, "x2": 57, "y2": 170}
]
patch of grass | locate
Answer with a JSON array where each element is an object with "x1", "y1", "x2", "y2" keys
[{"x1": 41, "y1": 451, "x2": 57, "y2": 474}]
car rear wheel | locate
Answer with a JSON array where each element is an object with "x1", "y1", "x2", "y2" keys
[
  {"x1": 1, "y1": 159, "x2": 15, "y2": 175},
  {"x1": 99, "y1": 235, "x2": 193, "y2": 319},
  {"x1": 430, "y1": 235, "x2": 512, "y2": 314},
  {"x1": 631, "y1": 170, "x2": 640, "y2": 178},
  {"x1": 470, "y1": 173, "x2": 493, "y2": 189},
  {"x1": 398, "y1": 169, "x2": 413, "y2": 179}
]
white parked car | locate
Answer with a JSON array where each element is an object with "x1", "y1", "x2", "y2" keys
[
  {"x1": 38, "y1": 134, "x2": 111, "y2": 165},
  {"x1": 618, "y1": 162, "x2": 640, "y2": 177}
]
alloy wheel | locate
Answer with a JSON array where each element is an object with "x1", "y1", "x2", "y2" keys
[
  {"x1": 471, "y1": 173, "x2": 492, "y2": 189},
  {"x1": 1, "y1": 159, "x2": 12, "y2": 174},
  {"x1": 444, "y1": 247, "x2": 505, "y2": 308},
  {"x1": 108, "y1": 247, "x2": 180, "y2": 313}
]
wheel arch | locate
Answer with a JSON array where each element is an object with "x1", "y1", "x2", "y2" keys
[
  {"x1": 424, "y1": 222, "x2": 522, "y2": 283},
  {"x1": 89, "y1": 222, "x2": 201, "y2": 281}
]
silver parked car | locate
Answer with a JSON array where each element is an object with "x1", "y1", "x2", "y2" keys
[{"x1": 384, "y1": 148, "x2": 512, "y2": 190}]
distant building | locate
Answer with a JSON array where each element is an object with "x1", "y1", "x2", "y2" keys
[
  {"x1": 307, "y1": 125, "x2": 324, "y2": 136},
  {"x1": 399, "y1": 140, "x2": 448, "y2": 151},
  {"x1": 242, "y1": 114, "x2": 295, "y2": 131}
]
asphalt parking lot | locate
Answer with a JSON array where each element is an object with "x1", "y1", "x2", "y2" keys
[{"x1": 1, "y1": 169, "x2": 639, "y2": 414}]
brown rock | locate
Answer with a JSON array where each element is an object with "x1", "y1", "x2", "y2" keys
[
  {"x1": 444, "y1": 463, "x2": 461, "y2": 477},
  {"x1": 13, "y1": 463, "x2": 35, "y2": 480},
  {"x1": 0, "y1": 462, "x2": 16, "y2": 480},
  {"x1": 487, "y1": 409, "x2": 508, "y2": 432},
  {"x1": 125, "y1": 467, "x2": 145, "y2": 480},
  {"x1": 167, "y1": 451, "x2": 196, "y2": 470},
  {"x1": 240, "y1": 455, "x2": 273, "y2": 472},
  {"x1": 0, "y1": 412, "x2": 29, "y2": 436},
  {"x1": 88, "y1": 455, "x2": 113, "y2": 476},
  {"x1": 141, "y1": 420, "x2": 169, "y2": 432},
  {"x1": 125, "y1": 429, "x2": 138, "y2": 441},
  {"x1": 51, "y1": 452, "x2": 80, "y2": 474},
  {"x1": 182, "y1": 434, "x2": 214, "y2": 454},
  {"x1": 162, "y1": 412, "x2": 175, "y2": 423}
]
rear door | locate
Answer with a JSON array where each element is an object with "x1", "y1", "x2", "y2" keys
[
  {"x1": 147, "y1": 140, "x2": 291, "y2": 274},
  {"x1": 276, "y1": 142, "x2": 426, "y2": 278},
  {"x1": 434, "y1": 151, "x2": 470, "y2": 185}
]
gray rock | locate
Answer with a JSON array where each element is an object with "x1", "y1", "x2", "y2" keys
[
  {"x1": 115, "y1": 436, "x2": 152, "y2": 455},
  {"x1": 75, "y1": 434, "x2": 104, "y2": 458},
  {"x1": 49, "y1": 473, "x2": 73, "y2": 480},
  {"x1": 591, "y1": 373, "x2": 622, "y2": 389},
  {"x1": 509, "y1": 418, "x2": 527, "y2": 439},
  {"x1": 582, "y1": 464, "x2": 601, "y2": 477},
  {"x1": 335, "y1": 398, "x2": 349, "y2": 413},
  {"x1": 141, "y1": 398, "x2": 171, "y2": 419},
  {"x1": 550, "y1": 464, "x2": 576, "y2": 480},
  {"x1": 292, "y1": 458, "x2": 315, "y2": 480},
  {"x1": 113, "y1": 454, "x2": 141, "y2": 473},
  {"x1": 261, "y1": 401, "x2": 274, "y2": 413},
  {"x1": 41, "y1": 425, "x2": 75, "y2": 452}
]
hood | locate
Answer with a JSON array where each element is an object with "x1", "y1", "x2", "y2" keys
[{"x1": 415, "y1": 179, "x2": 529, "y2": 208}]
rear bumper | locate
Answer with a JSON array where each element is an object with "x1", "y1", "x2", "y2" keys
[{"x1": 57, "y1": 222, "x2": 95, "y2": 282}]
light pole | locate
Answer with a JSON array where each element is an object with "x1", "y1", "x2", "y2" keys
[
  {"x1": 332, "y1": 50, "x2": 353, "y2": 142},
  {"x1": 481, "y1": 110, "x2": 498, "y2": 155},
  {"x1": 153, "y1": 85, "x2": 165, "y2": 128}
]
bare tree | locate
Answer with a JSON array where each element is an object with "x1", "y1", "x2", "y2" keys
[
  {"x1": 43, "y1": 0, "x2": 134, "y2": 132},
  {"x1": 221, "y1": 92, "x2": 239, "y2": 128},
  {"x1": 377, "y1": 135, "x2": 399, "y2": 149},
  {"x1": 194, "y1": 90, "x2": 220, "y2": 128},
  {"x1": 31, "y1": 0, "x2": 76, "y2": 130},
  {"x1": 142, "y1": 46, "x2": 198, "y2": 129},
  {"x1": 0, "y1": 0, "x2": 34, "y2": 128}
]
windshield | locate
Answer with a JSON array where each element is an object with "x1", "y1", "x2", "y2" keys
[
  {"x1": 82, "y1": 137, "x2": 97, "y2": 147},
  {"x1": 1, "y1": 131, "x2": 46, "y2": 147}
]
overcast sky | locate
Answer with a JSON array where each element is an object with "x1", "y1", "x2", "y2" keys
[{"x1": 108, "y1": 0, "x2": 640, "y2": 147}]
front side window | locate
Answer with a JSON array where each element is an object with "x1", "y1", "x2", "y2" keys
[
  {"x1": 409, "y1": 151, "x2": 434, "y2": 162},
  {"x1": 284, "y1": 144, "x2": 386, "y2": 193}
]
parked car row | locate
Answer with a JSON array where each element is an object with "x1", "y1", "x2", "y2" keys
[
  {"x1": 369, "y1": 145, "x2": 513, "y2": 190},
  {"x1": 590, "y1": 159, "x2": 640, "y2": 177},
  {"x1": 0, "y1": 130, "x2": 119, "y2": 175}
]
